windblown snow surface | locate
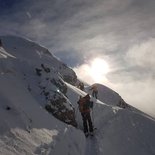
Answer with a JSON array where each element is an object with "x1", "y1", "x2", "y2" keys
[{"x1": 0, "y1": 35, "x2": 155, "y2": 155}]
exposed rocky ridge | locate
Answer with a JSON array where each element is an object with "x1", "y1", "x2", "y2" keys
[{"x1": 0, "y1": 35, "x2": 77, "y2": 126}]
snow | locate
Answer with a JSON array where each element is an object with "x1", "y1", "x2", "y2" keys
[
  {"x1": 0, "y1": 35, "x2": 155, "y2": 155},
  {"x1": 0, "y1": 47, "x2": 16, "y2": 59},
  {"x1": 0, "y1": 74, "x2": 85, "y2": 155}
]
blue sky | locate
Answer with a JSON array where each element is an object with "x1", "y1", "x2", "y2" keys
[{"x1": 0, "y1": 0, "x2": 155, "y2": 117}]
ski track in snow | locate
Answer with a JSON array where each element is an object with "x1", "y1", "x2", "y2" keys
[
  {"x1": 85, "y1": 136, "x2": 98, "y2": 155},
  {"x1": 65, "y1": 82, "x2": 99, "y2": 155}
]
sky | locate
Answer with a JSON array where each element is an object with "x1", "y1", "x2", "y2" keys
[{"x1": 0, "y1": 0, "x2": 155, "y2": 117}]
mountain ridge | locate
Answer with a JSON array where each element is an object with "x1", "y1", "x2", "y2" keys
[{"x1": 0, "y1": 35, "x2": 155, "y2": 155}]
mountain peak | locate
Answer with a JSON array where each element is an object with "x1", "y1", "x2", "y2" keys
[{"x1": 0, "y1": 35, "x2": 155, "y2": 155}]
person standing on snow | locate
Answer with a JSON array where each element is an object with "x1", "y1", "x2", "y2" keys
[
  {"x1": 90, "y1": 84, "x2": 98, "y2": 99},
  {"x1": 78, "y1": 82, "x2": 84, "y2": 91},
  {"x1": 77, "y1": 94, "x2": 94, "y2": 137}
]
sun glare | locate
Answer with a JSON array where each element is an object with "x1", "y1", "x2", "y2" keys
[{"x1": 89, "y1": 58, "x2": 109, "y2": 82}]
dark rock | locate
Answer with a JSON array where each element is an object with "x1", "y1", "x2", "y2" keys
[
  {"x1": 41, "y1": 64, "x2": 50, "y2": 73},
  {"x1": 35, "y1": 68, "x2": 42, "y2": 76},
  {"x1": 0, "y1": 39, "x2": 2, "y2": 47},
  {"x1": 6, "y1": 106, "x2": 11, "y2": 111},
  {"x1": 45, "y1": 93, "x2": 77, "y2": 127}
]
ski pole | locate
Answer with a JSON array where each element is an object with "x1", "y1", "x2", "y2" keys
[
  {"x1": 74, "y1": 105, "x2": 79, "y2": 128},
  {"x1": 91, "y1": 107, "x2": 94, "y2": 128}
]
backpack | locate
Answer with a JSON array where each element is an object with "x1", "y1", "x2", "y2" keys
[
  {"x1": 78, "y1": 97, "x2": 90, "y2": 113},
  {"x1": 89, "y1": 101, "x2": 94, "y2": 108}
]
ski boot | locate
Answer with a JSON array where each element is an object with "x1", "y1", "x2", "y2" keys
[{"x1": 85, "y1": 132, "x2": 89, "y2": 137}]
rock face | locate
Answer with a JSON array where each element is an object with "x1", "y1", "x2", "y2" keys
[
  {"x1": 35, "y1": 64, "x2": 77, "y2": 127},
  {"x1": 45, "y1": 94, "x2": 77, "y2": 127},
  {"x1": 117, "y1": 97, "x2": 129, "y2": 108},
  {"x1": 0, "y1": 35, "x2": 77, "y2": 127}
]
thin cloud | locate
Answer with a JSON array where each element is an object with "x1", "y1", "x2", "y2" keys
[
  {"x1": 0, "y1": 0, "x2": 155, "y2": 117},
  {"x1": 126, "y1": 38, "x2": 155, "y2": 68},
  {"x1": 112, "y1": 79, "x2": 155, "y2": 118}
]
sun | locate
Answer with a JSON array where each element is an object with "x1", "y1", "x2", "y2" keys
[
  {"x1": 73, "y1": 57, "x2": 110, "y2": 84},
  {"x1": 88, "y1": 58, "x2": 109, "y2": 82}
]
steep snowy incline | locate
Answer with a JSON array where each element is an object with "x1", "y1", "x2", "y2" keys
[
  {"x1": 0, "y1": 35, "x2": 155, "y2": 155},
  {"x1": 0, "y1": 46, "x2": 16, "y2": 58},
  {"x1": 84, "y1": 83, "x2": 126, "y2": 107},
  {"x1": 0, "y1": 35, "x2": 78, "y2": 126},
  {"x1": 93, "y1": 83, "x2": 121, "y2": 106},
  {"x1": 0, "y1": 74, "x2": 85, "y2": 155},
  {"x1": 0, "y1": 35, "x2": 77, "y2": 84},
  {"x1": 66, "y1": 82, "x2": 155, "y2": 155}
]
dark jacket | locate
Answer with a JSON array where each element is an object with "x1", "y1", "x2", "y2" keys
[{"x1": 78, "y1": 94, "x2": 91, "y2": 113}]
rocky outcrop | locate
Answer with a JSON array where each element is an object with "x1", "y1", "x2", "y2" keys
[
  {"x1": 45, "y1": 93, "x2": 77, "y2": 127},
  {"x1": 117, "y1": 97, "x2": 130, "y2": 108},
  {"x1": 0, "y1": 36, "x2": 78, "y2": 127},
  {"x1": 35, "y1": 64, "x2": 77, "y2": 127}
]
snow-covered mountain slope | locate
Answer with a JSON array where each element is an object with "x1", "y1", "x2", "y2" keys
[
  {"x1": 0, "y1": 74, "x2": 85, "y2": 155},
  {"x1": 84, "y1": 83, "x2": 124, "y2": 106},
  {"x1": 66, "y1": 82, "x2": 155, "y2": 155},
  {"x1": 0, "y1": 35, "x2": 77, "y2": 84},
  {"x1": 0, "y1": 35, "x2": 155, "y2": 155},
  {"x1": 0, "y1": 35, "x2": 78, "y2": 126}
]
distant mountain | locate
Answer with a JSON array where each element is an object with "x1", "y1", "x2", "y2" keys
[{"x1": 0, "y1": 35, "x2": 155, "y2": 155}]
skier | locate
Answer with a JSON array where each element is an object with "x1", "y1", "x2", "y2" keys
[
  {"x1": 90, "y1": 84, "x2": 98, "y2": 99},
  {"x1": 77, "y1": 94, "x2": 94, "y2": 137},
  {"x1": 78, "y1": 82, "x2": 84, "y2": 91}
]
